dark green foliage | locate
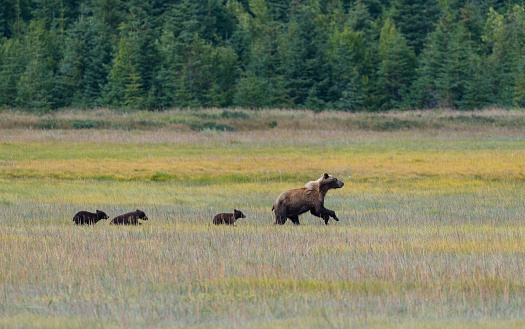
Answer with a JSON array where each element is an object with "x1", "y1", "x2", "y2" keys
[
  {"x1": 0, "y1": 38, "x2": 25, "y2": 107},
  {"x1": 221, "y1": 110, "x2": 249, "y2": 119},
  {"x1": 15, "y1": 20, "x2": 58, "y2": 112},
  {"x1": 376, "y1": 18, "x2": 416, "y2": 110},
  {"x1": 414, "y1": 2, "x2": 492, "y2": 110},
  {"x1": 55, "y1": 5, "x2": 113, "y2": 108},
  {"x1": 0, "y1": 0, "x2": 524, "y2": 111},
  {"x1": 0, "y1": 0, "x2": 15, "y2": 38},
  {"x1": 156, "y1": 0, "x2": 239, "y2": 108},
  {"x1": 357, "y1": 117, "x2": 430, "y2": 131},
  {"x1": 280, "y1": 6, "x2": 330, "y2": 108},
  {"x1": 389, "y1": 0, "x2": 440, "y2": 55}
]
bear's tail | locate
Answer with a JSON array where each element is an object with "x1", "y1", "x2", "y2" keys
[{"x1": 271, "y1": 204, "x2": 275, "y2": 211}]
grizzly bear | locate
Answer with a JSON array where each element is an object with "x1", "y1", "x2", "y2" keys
[
  {"x1": 72, "y1": 210, "x2": 109, "y2": 225},
  {"x1": 213, "y1": 209, "x2": 246, "y2": 225},
  {"x1": 272, "y1": 173, "x2": 344, "y2": 225},
  {"x1": 110, "y1": 209, "x2": 149, "y2": 225}
]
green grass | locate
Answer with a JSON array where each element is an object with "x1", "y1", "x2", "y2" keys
[{"x1": 0, "y1": 108, "x2": 524, "y2": 328}]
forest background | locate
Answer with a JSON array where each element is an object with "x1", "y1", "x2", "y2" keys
[{"x1": 1, "y1": 0, "x2": 525, "y2": 113}]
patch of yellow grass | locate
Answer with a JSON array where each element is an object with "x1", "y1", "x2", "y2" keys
[{"x1": 1, "y1": 147, "x2": 523, "y2": 185}]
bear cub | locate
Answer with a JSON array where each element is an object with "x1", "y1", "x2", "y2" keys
[
  {"x1": 110, "y1": 209, "x2": 149, "y2": 225},
  {"x1": 213, "y1": 209, "x2": 246, "y2": 225},
  {"x1": 73, "y1": 210, "x2": 109, "y2": 225}
]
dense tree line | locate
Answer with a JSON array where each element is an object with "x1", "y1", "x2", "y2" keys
[{"x1": 0, "y1": 0, "x2": 524, "y2": 112}]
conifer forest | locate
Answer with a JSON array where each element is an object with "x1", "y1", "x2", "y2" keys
[{"x1": 1, "y1": 0, "x2": 525, "y2": 112}]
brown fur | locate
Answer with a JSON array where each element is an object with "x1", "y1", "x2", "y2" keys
[
  {"x1": 110, "y1": 209, "x2": 149, "y2": 225},
  {"x1": 213, "y1": 209, "x2": 246, "y2": 225},
  {"x1": 272, "y1": 173, "x2": 344, "y2": 225},
  {"x1": 73, "y1": 210, "x2": 109, "y2": 225}
]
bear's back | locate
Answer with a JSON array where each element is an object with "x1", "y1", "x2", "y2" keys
[
  {"x1": 111, "y1": 211, "x2": 139, "y2": 225},
  {"x1": 73, "y1": 211, "x2": 97, "y2": 225},
  {"x1": 213, "y1": 213, "x2": 235, "y2": 225}
]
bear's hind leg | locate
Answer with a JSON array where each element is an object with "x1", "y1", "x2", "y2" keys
[{"x1": 274, "y1": 207, "x2": 288, "y2": 225}]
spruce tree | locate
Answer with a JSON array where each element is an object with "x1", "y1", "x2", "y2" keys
[
  {"x1": 55, "y1": 4, "x2": 114, "y2": 108},
  {"x1": 483, "y1": 5, "x2": 525, "y2": 107},
  {"x1": 389, "y1": 0, "x2": 440, "y2": 55},
  {"x1": 15, "y1": 20, "x2": 57, "y2": 112},
  {"x1": 326, "y1": 27, "x2": 366, "y2": 111},
  {"x1": 104, "y1": 37, "x2": 138, "y2": 108},
  {"x1": 0, "y1": 38, "x2": 25, "y2": 107},
  {"x1": 157, "y1": 0, "x2": 208, "y2": 108},
  {"x1": 279, "y1": 5, "x2": 329, "y2": 109},
  {"x1": 230, "y1": 0, "x2": 290, "y2": 108},
  {"x1": 376, "y1": 18, "x2": 416, "y2": 110},
  {"x1": 0, "y1": 0, "x2": 15, "y2": 38}
]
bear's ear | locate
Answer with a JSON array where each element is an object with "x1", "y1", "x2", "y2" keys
[
  {"x1": 234, "y1": 209, "x2": 238, "y2": 212},
  {"x1": 323, "y1": 173, "x2": 329, "y2": 179},
  {"x1": 136, "y1": 209, "x2": 140, "y2": 212}
]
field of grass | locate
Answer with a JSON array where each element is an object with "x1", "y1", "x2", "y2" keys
[{"x1": 0, "y1": 108, "x2": 524, "y2": 328}]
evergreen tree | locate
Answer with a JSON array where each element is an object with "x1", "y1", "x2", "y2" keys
[
  {"x1": 0, "y1": 0, "x2": 15, "y2": 38},
  {"x1": 104, "y1": 37, "x2": 139, "y2": 108},
  {"x1": 483, "y1": 5, "x2": 525, "y2": 107},
  {"x1": 82, "y1": 21, "x2": 113, "y2": 107},
  {"x1": 279, "y1": 5, "x2": 329, "y2": 109},
  {"x1": 376, "y1": 18, "x2": 416, "y2": 110},
  {"x1": 15, "y1": 21, "x2": 58, "y2": 111},
  {"x1": 347, "y1": 0, "x2": 375, "y2": 38},
  {"x1": 345, "y1": 0, "x2": 379, "y2": 110},
  {"x1": 55, "y1": 5, "x2": 113, "y2": 108},
  {"x1": 0, "y1": 37, "x2": 26, "y2": 107},
  {"x1": 92, "y1": 0, "x2": 124, "y2": 33},
  {"x1": 389, "y1": 0, "x2": 440, "y2": 55},
  {"x1": 157, "y1": 0, "x2": 205, "y2": 108},
  {"x1": 206, "y1": 44, "x2": 239, "y2": 107},
  {"x1": 326, "y1": 27, "x2": 366, "y2": 111},
  {"x1": 461, "y1": 52, "x2": 494, "y2": 109},
  {"x1": 414, "y1": 3, "x2": 482, "y2": 109},
  {"x1": 31, "y1": 0, "x2": 78, "y2": 30},
  {"x1": 231, "y1": 0, "x2": 290, "y2": 108}
]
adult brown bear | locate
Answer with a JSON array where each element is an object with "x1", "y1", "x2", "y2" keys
[{"x1": 272, "y1": 173, "x2": 344, "y2": 225}]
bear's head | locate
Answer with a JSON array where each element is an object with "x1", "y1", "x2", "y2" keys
[
  {"x1": 306, "y1": 173, "x2": 344, "y2": 194},
  {"x1": 234, "y1": 209, "x2": 246, "y2": 219},
  {"x1": 96, "y1": 210, "x2": 109, "y2": 220},
  {"x1": 136, "y1": 209, "x2": 149, "y2": 220},
  {"x1": 320, "y1": 173, "x2": 344, "y2": 189}
]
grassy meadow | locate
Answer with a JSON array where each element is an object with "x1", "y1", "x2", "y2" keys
[{"x1": 0, "y1": 108, "x2": 524, "y2": 328}]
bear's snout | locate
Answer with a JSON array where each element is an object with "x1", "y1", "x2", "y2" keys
[{"x1": 338, "y1": 181, "x2": 344, "y2": 188}]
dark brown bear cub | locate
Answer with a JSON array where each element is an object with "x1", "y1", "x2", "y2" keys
[
  {"x1": 272, "y1": 173, "x2": 344, "y2": 225},
  {"x1": 73, "y1": 210, "x2": 109, "y2": 225},
  {"x1": 213, "y1": 209, "x2": 246, "y2": 225},
  {"x1": 110, "y1": 209, "x2": 149, "y2": 225}
]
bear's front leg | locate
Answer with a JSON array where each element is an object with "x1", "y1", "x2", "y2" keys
[
  {"x1": 289, "y1": 215, "x2": 300, "y2": 225},
  {"x1": 330, "y1": 211, "x2": 339, "y2": 222},
  {"x1": 319, "y1": 207, "x2": 339, "y2": 223},
  {"x1": 310, "y1": 209, "x2": 330, "y2": 225}
]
